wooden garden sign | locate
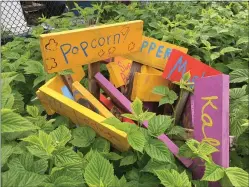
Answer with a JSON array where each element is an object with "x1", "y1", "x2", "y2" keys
[
  {"x1": 37, "y1": 20, "x2": 145, "y2": 152},
  {"x1": 124, "y1": 36, "x2": 188, "y2": 70},
  {"x1": 192, "y1": 74, "x2": 229, "y2": 180},
  {"x1": 40, "y1": 20, "x2": 143, "y2": 73}
]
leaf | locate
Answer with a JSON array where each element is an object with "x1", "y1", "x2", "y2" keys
[
  {"x1": 24, "y1": 60, "x2": 45, "y2": 75},
  {"x1": 8, "y1": 153, "x2": 48, "y2": 174},
  {"x1": 1, "y1": 109, "x2": 39, "y2": 133},
  {"x1": 102, "y1": 117, "x2": 122, "y2": 126},
  {"x1": 145, "y1": 139, "x2": 174, "y2": 163},
  {"x1": 120, "y1": 151, "x2": 137, "y2": 166},
  {"x1": 178, "y1": 144, "x2": 195, "y2": 158},
  {"x1": 230, "y1": 69, "x2": 249, "y2": 83},
  {"x1": 70, "y1": 126, "x2": 96, "y2": 147},
  {"x1": 152, "y1": 86, "x2": 169, "y2": 96},
  {"x1": 141, "y1": 159, "x2": 177, "y2": 175},
  {"x1": 227, "y1": 61, "x2": 248, "y2": 70},
  {"x1": 192, "y1": 180, "x2": 208, "y2": 187},
  {"x1": 1, "y1": 145, "x2": 13, "y2": 166},
  {"x1": 3, "y1": 52, "x2": 21, "y2": 60},
  {"x1": 33, "y1": 75, "x2": 45, "y2": 88},
  {"x1": 167, "y1": 125, "x2": 186, "y2": 136},
  {"x1": 112, "y1": 176, "x2": 127, "y2": 187},
  {"x1": 148, "y1": 115, "x2": 172, "y2": 137},
  {"x1": 92, "y1": 137, "x2": 110, "y2": 153},
  {"x1": 230, "y1": 87, "x2": 247, "y2": 100},
  {"x1": 50, "y1": 125, "x2": 71, "y2": 147},
  {"x1": 220, "y1": 47, "x2": 241, "y2": 55},
  {"x1": 58, "y1": 69, "x2": 74, "y2": 75},
  {"x1": 53, "y1": 147, "x2": 82, "y2": 167},
  {"x1": 159, "y1": 96, "x2": 168, "y2": 106},
  {"x1": 84, "y1": 152, "x2": 115, "y2": 187},
  {"x1": 2, "y1": 169, "x2": 47, "y2": 187},
  {"x1": 127, "y1": 129, "x2": 146, "y2": 152},
  {"x1": 236, "y1": 37, "x2": 248, "y2": 45},
  {"x1": 140, "y1": 111, "x2": 156, "y2": 121},
  {"x1": 21, "y1": 130, "x2": 55, "y2": 159},
  {"x1": 121, "y1": 113, "x2": 138, "y2": 121},
  {"x1": 201, "y1": 162, "x2": 225, "y2": 181},
  {"x1": 182, "y1": 71, "x2": 191, "y2": 82},
  {"x1": 101, "y1": 152, "x2": 123, "y2": 161},
  {"x1": 199, "y1": 142, "x2": 219, "y2": 155},
  {"x1": 155, "y1": 169, "x2": 191, "y2": 187},
  {"x1": 131, "y1": 97, "x2": 143, "y2": 116},
  {"x1": 26, "y1": 105, "x2": 40, "y2": 117},
  {"x1": 210, "y1": 52, "x2": 220, "y2": 60},
  {"x1": 224, "y1": 167, "x2": 249, "y2": 187}
]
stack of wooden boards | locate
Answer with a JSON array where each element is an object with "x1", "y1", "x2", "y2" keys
[{"x1": 37, "y1": 20, "x2": 229, "y2": 180}]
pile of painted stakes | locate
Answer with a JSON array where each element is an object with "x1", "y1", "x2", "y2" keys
[{"x1": 37, "y1": 20, "x2": 229, "y2": 183}]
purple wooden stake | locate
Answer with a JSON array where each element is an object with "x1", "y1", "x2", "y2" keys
[
  {"x1": 95, "y1": 72, "x2": 193, "y2": 168},
  {"x1": 192, "y1": 74, "x2": 229, "y2": 183}
]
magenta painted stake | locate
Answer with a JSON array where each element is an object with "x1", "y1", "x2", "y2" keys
[
  {"x1": 192, "y1": 74, "x2": 229, "y2": 182},
  {"x1": 95, "y1": 72, "x2": 193, "y2": 168}
]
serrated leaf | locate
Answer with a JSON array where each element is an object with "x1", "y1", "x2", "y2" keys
[
  {"x1": 167, "y1": 125, "x2": 186, "y2": 136},
  {"x1": 84, "y1": 152, "x2": 115, "y2": 187},
  {"x1": 201, "y1": 162, "x2": 225, "y2": 181},
  {"x1": 131, "y1": 97, "x2": 143, "y2": 116},
  {"x1": 227, "y1": 61, "x2": 248, "y2": 70},
  {"x1": 102, "y1": 117, "x2": 122, "y2": 126},
  {"x1": 1, "y1": 144, "x2": 13, "y2": 166},
  {"x1": 192, "y1": 180, "x2": 208, "y2": 187},
  {"x1": 141, "y1": 159, "x2": 177, "y2": 175},
  {"x1": 199, "y1": 142, "x2": 219, "y2": 155},
  {"x1": 178, "y1": 144, "x2": 195, "y2": 158},
  {"x1": 53, "y1": 147, "x2": 82, "y2": 167},
  {"x1": 224, "y1": 167, "x2": 249, "y2": 187},
  {"x1": 148, "y1": 115, "x2": 172, "y2": 137},
  {"x1": 230, "y1": 69, "x2": 249, "y2": 83},
  {"x1": 112, "y1": 176, "x2": 127, "y2": 187},
  {"x1": 220, "y1": 47, "x2": 241, "y2": 55},
  {"x1": 152, "y1": 86, "x2": 169, "y2": 96},
  {"x1": 70, "y1": 126, "x2": 96, "y2": 147},
  {"x1": 26, "y1": 105, "x2": 40, "y2": 117},
  {"x1": 24, "y1": 60, "x2": 45, "y2": 75},
  {"x1": 210, "y1": 52, "x2": 220, "y2": 60},
  {"x1": 8, "y1": 153, "x2": 48, "y2": 174},
  {"x1": 2, "y1": 169, "x2": 47, "y2": 187},
  {"x1": 236, "y1": 37, "x2": 248, "y2": 45},
  {"x1": 127, "y1": 129, "x2": 146, "y2": 152},
  {"x1": 120, "y1": 151, "x2": 137, "y2": 166},
  {"x1": 140, "y1": 111, "x2": 156, "y2": 121},
  {"x1": 182, "y1": 71, "x2": 191, "y2": 82},
  {"x1": 58, "y1": 69, "x2": 74, "y2": 75},
  {"x1": 92, "y1": 137, "x2": 110, "y2": 153},
  {"x1": 155, "y1": 169, "x2": 191, "y2": 187},
  {"x1": 101, "y1": 152, "x2": 123, "y2": 161},
  {"x1": 121, "y1": 113, "x2": 138, "y2": 121},
  {"x1": 1, "y1": 109, "x2": 39, "y2": 133},
  {"x1": 145, "y1": 139, "x2": 174, "y2": 163},
  {"x1": 33, "y1": 75, "x2": 45, "y2": 87},
  {"x1": 50, "y1": 125, "x2": 71, "y2": 147},
  {"x1": 22, "y1": 130, "x2": 55, "y2": 159}
]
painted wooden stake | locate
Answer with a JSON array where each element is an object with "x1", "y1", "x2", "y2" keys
[
  {"x1": 40, "y1": 20, "x2": 143, "y2": 73},
  {"x1": 95, "y1": 72, "x2": 193, "y2": 168},
  {"x1": 88, "y1": 62, "x2": 100, "y2": 102},
  {"x1": 192, "y1": 74, "x2": 229, "y2": 181},
  {"x1": 37, "y1": 75, "x2": 130, "y2": 152},
  {"x1": 124, "y1": 36, "x2": 188, "y2": 70},
  {"x1": 124, "y1": 61, "x2": 142, "y2": 99},
  {"x1": 162, "y1": 49, "x2": 221, "y2": 83}
]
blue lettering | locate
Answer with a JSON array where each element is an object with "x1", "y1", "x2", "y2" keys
[
  {"x1": 148, "y1": 42, "x2": 156, "y2": 54},
  {"x1": 164, "y1": 48, "x2": 172, "y2": 59},
  {"x1": 72, "y1": 47, "x2": 78, "y2": 54},
  {"x1": 156, "y1": 45, "x2": 164, "y2": 58},
  {"x1": 167, "y1": 56, "x2": 187, "y2": 79},
  {"x1": 140, "y1": 40, "x2": 148, "y2": 52},
  {"x1": 60, "y1": 43, "x2": 71, "y2": 64},
  {"x1": 98, "y1": 37, "x2": 105, "y2": 46},
  {"x1": 80, "y1": 41, "x2": 88, "y2": 57},
  {"x1": 91, "y1": 39, "x2": 97, "y2": 48}
]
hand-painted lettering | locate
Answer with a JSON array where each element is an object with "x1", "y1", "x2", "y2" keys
[
  {"x1": 140, "y1": 40, "x2": 149, "y2": 51},
  {"x1": 156, "y1": 45, "x2": 164, "y2": 58},
  {"x1": 167, "y1": 56, "x2": 187, "y2": 79},
  {"x1": 164, "y1": 48, "x2": 172, "y2": 59},
  {"x1": 148, "y1": 42, "x2": 156, "y2": 54},
  {"x1": 98, "y1": 37, "x2": 105, "y2": 46},
  {"x1": 80, "y1": 41, "x2": 88, "y2": 57},
  {"x1": 201, "y1": 96, "x2": 220, "y2": 147},
  {"x1": 91, "y1": 39, "x2": 97, "y2": 48},
  {"x1": 60, "y1": 43, "x2": 71, "y2": 64}
]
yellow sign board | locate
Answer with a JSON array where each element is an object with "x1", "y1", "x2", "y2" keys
[
  {"x1": 124, "y1": 36, "x2": 188, "y2": 70},
  {"x1": 72, "y1": 81, "x2": 114, "y2": 118},
  {"x1": 71, "y1": 66, "x2": 85, "y2": 82},
  {"x1": 40, "y1": 20, "x2": 143, "y2": 73},
  {"x1": 106, "y1": 57, "x2": 132, "y2": 88},
  {"x1": 140, "y1": 65, "x2": 162, "y2": 75},
  {"x1": 131, "y1": 72, "x2": 173, "y2": 101},
  {"x1": 37, "y1": 76, "x2": 129, "y2": 152}
]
